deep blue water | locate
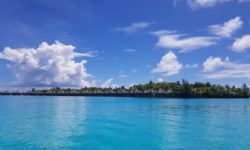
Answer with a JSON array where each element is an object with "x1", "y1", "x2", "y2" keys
[{"x1": 0, "y1": 96, "x2": 250, "y2": 150}]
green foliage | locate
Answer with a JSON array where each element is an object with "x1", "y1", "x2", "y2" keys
[{"x1": 23, "y1": 79, "x2": 249, "y2": 98}]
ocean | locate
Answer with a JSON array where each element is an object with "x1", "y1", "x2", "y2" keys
[{"x1": 0, "y1": 96, "x2": 250, "y2": 150}]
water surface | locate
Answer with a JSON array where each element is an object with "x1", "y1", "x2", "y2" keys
[{"x1": 0, "y1": 96, "x2": 250, "y2": 150}]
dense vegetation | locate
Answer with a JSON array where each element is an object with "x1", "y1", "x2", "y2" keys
[
  {"x1": 1, "y1": 80, "x2": 248, "y2": 98},
  {"x1": 130, "y1": 80, "x2": 249, "y2": 98}
]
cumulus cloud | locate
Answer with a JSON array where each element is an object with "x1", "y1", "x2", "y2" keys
[
  {"x1": 187, "y1": 0, "x2": 249, "y2": 8},
  {"x1": 101, "y1": 78, "x2": 118, "y2": 88},
  {"x1": 0, "y1": 41, "x2": 95, "y2": 87},
  {"x1": 202, "y1": 56, "x2": 250, "y2": 79},
  {"x1": 114, "y1": 22, "x2": 151, "y2": 33},
  {"x1": 152, "y1": 30, "x2": 218, "y2": 52},
  {"x1": 209, "y1": 17, "x2": 243, "y2": 37},
  {"x1": 232, "y1": 34, "x2": 250, "y2": 52},
  {"x1": 203, "y1": 56, "x2": 230, "y2": 72},
  {"x1": 152, "y1": 51, "x2": 183, "y2": 76}
]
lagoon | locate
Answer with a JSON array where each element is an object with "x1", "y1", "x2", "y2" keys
[{"x1": 0, "y1": 96, "x2": 250, "y2": 150}]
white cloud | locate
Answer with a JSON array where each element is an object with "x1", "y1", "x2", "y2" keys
[
  {"x1": 209, "y1": 17, "x2": 243, "y2": 37},
  {"x1": 203, "y1": 56, "x2": 230, "y2": 72},
  {"x1": 185, "y1": 63, "x2": 199, "y2": 68},
  {"x1": 152, "y1": 30, "x2": 218, "y2": 52},
  {"x1": 188, "y1": 0, "x2": 231, "y2": 8},
  {"x1": 232, "y1": 35, "x2": 250, "y2": 52},
  {"x1": 151, "y1": 30, "x2": 177, "y2": 36},
  {"x1": 101, "y1": 78, "x2": 113, "y2": 87},
  {"x1": 187, "y1": 0, "x2": 249, "y2": 8},
  {"x1": 157, "y1": 78, "x2": 164, "y2": 83},
  {"x1": 202, "y1": 56, "x2": 250, "y2": 79},
  {"x1": 114, "y1": 22, "x2": 151, "y2": 33},
  {"x1": 101, "y1": 78, "x2": 118, "y2": 88},
  {"x1": 152, "y1": 51, "x2": 183, "y2": 76},
  {"x1": 0, "y1": 41, "x2": 95, "y2": 87}
]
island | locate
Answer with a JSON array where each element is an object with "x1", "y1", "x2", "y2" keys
[{"x1": 0, "y1": 80, "x2": 249, "y2": 98}]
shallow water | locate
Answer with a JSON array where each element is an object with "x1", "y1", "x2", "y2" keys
[{"x1": 0, "y1": 96, "x2": 250, "y2": 150}]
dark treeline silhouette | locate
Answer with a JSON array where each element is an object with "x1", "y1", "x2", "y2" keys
[{"x1": 0, "y1": 79, "x2": 249, "y2": 98}]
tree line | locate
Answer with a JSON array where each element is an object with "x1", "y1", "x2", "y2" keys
[{"x1": 11, "y1": 79, "x2": 248, "y2": 98}]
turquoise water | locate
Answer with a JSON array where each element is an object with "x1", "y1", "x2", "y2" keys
[{"x1": 0, "y1": 96, "x2": 250, "y2": 150}]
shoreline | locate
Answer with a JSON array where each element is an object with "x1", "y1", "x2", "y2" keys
[
  {"x1": 1, "y1": 80, "x2": 249, "y2": 99},
  {"x1": 0, "y1": 92, "x2": 249, "y2": 98}
]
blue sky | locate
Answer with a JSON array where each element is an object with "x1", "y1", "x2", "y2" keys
[{"x1": 0, "y1": 0, "x2": 250, "y2": 88}]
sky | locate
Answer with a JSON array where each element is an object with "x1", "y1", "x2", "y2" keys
[{"x1": 0, "y1": 0, "x2": 250, "y2": 88}]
